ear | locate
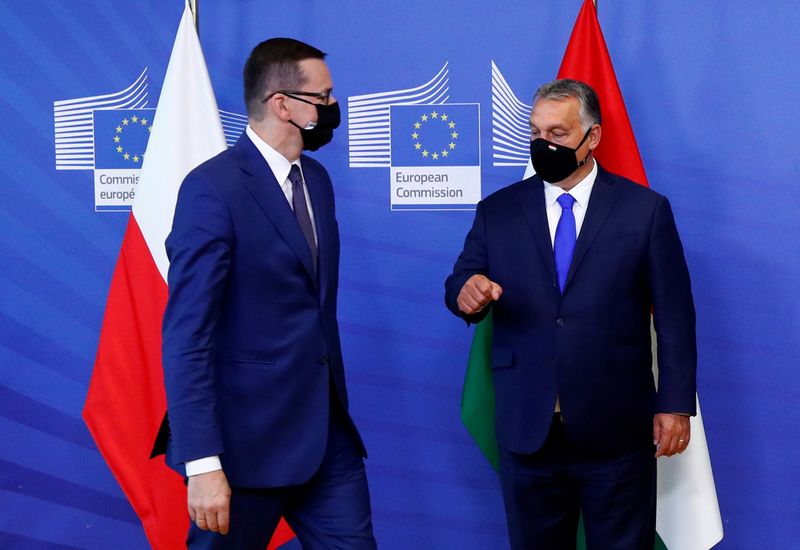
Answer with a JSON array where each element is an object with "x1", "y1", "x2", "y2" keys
[
  {"x1": 267, "y1": 93, "x2": 292, "y2": 122},
  {"x1": 589, "y1": 124, "x2": 602, "y2": 150}
]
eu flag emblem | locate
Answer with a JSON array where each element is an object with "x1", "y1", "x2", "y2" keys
[
  {"x1": 93, "y1": 109, "x2": 155, "y2": 168},
  {"x1": 388, "y1": 103, "x2": 481, "y2": 210},
  {"x1": 390, "y1": 104, "x2": 479, "y2": 167}
]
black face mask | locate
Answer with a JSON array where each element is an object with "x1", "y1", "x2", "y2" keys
[
  {"x1": 286, "y1": 95, "x2": 341, "y2": 151},
  {"x1": 530, "y1": 127, "x2": 593, "y2": 183}
]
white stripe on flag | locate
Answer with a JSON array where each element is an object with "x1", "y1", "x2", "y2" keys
[
  {"x1": 131, "y1": 1, "x2": 226, "y2": 281},
  {"x1": 652, "y1": 324, "x2": 724, "y2": 550}
]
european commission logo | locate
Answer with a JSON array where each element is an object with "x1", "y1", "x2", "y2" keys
[
  {"x1": 92, "y1": 108, "x2": 154, "y2": 209},
  {"x1": 54, "y1": 68, "x2": 247, "y2": 212},
  {"x1": 389, "y1": 104, "x2": 480, "y2": 210},
  {"x1": 347, "y1": 63, "x2": 481, "y2": 211}
]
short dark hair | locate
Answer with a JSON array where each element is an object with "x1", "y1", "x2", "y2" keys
[
  {"x1": 533, "y1": 79, "x2": 602, "y2": 129},
  {"x1": 243, "y1": 38, "x2": 326, "y2": 119}
]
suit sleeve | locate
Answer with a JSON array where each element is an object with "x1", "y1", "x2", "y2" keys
[
  {"x1": 161, "y1": 173, "x2": 234, "y2": 464},
  {"x1": 648, "y1": 196, "x2": 697, "y2": 415},
  {"x1": 445, "y1": 201, "x2": 492, "y2": 325}
]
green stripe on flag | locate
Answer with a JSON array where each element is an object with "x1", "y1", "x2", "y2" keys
[{"x1": 459, "y1": 312, "x2": 498, "y2": 471}]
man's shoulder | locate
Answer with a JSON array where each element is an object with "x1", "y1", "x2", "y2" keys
[
  {"x1": 481, "y1": 177, "x2": 534, "y2": 208},
  {"x1": 179, "y1": 141, "x2": 253, "y2": 198},
  {"x1": 599, "y1": 167, "x2": 663, "y2": 200}
]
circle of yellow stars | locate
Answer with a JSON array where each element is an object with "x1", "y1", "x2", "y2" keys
[
  {"x1": 113, "y1": 114, "x2": 152, "y2": 164},
  {"x1": 411, "y1": 110, "x2": 458, "y2": 160}
]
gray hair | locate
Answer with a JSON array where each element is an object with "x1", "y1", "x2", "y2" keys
[{"x1": 533, "y1": 79, "x2": 602, "y2": 130}]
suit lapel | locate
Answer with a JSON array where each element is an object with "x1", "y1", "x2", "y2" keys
[
  {"x1": 234, "y1": 135, "x2": 317, "y2": 282},
  {"x1": 564, "y1": 167, "x2": 621, "y2": 290},
  {"x1": 304, "y1": 160, "x2": 330, "y2": 299},
  {"x1": 519, "y1": 176, "x2": 558, "y2": 285}
]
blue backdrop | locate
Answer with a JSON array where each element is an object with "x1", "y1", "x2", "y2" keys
[{"x1": 1, "y1": 1, "x2": 798, "y2": 548}]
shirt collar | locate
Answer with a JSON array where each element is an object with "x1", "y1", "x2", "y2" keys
[
  {"x1": 246, "y1": 125, "x2": 302, "y2": 184},
  {"x1": 543, "y1": 160, "x2": 598, "y2": 208}
]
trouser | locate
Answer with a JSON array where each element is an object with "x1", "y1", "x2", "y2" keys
[
  {"x1": 498, "y1": 414, "x2": 656, "y2": 550},
  {"x1": 188, "y1": 399, "x2": 376, "y2": 550}
]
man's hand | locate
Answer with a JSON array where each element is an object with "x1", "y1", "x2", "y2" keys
[
  {"x1": 653, "y1": 413, "x2": 691, "y2": 458},
  {"x1": 188, "y1": 469, "x2": 231, "y2": 535},
  {"x1": 457, "y1": 274, "x2": 503, "y2": 315}
]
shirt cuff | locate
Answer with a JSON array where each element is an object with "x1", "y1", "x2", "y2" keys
[{"x1": 185, "y1": 456, "x2": 222, "y2": 477}]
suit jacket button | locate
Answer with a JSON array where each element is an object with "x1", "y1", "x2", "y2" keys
[
  {"x1": 556, "y1": 318, "x2": 565, "y2": 327},
  {"x1": 320, "y1": 356, "x2": 329, "y2": 365}
]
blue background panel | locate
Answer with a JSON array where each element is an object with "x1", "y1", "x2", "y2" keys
[{"x1": 0, "y1": 0, "x2": 798, "y2": 548}]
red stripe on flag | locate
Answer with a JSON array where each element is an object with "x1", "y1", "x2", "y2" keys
[
  {"x1": 267, "y1": 519, "x2": 296, "y2": 550},
  {"x1": 84, "y1": 213, "x2": 297, "y2": 549},
  {"x1": 558, "y1": 0, "x2": 649, "y2": 187},
  {"x1": 83, "y1": 215, "x2": 188, "y2": 548}
]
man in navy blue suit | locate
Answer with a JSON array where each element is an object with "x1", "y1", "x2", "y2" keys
[
  {"x1": 445, "y1": 79, "x2": 697, "y2": 549},
  {"x1": 157, "y1": 38, "x2": 376, "y2": 548}
]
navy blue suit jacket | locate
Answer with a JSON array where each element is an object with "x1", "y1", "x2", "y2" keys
[
  {"x1": 157, "y1": 134, "x2": 364, "y2": 488},
  {"x1": 445, "y1": 167, "x2": 697, "y2": 456}
]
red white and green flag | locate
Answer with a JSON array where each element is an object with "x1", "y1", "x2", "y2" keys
[{"x1": 461, "y1": 1, "x2": 723, "y2": 548}]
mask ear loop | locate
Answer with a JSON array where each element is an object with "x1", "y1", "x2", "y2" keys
[
  {"x1": 259, "y1": 92, "x2": 313, "y2": 130},
  {"x1": 576, "y1": 126, "x2": 594, "y2": 167},
  {"x1": 280, "y1": 93, "x2": 319, "y2": 131}
]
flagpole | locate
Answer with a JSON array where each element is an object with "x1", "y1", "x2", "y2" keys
[{"x1": 189, "y1": 0, "x2": 199, "y2": 34}]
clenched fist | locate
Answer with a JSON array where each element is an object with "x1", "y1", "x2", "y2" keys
[{"x1": 457, "y1": 274, "x2": 503, "y2": 315}]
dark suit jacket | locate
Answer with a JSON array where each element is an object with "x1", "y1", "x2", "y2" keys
[
  {"x1": 156, "y1": 134, "x2": 364, "y2": 488},
  {"x1": 445, "y1": 167, "x2": 696, "y2": 456}
]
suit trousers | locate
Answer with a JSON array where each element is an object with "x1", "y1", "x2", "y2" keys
[
  {"x1": 498, "y1": 414, "x2": 656, "y2": 550},
  {"x1": 187, "y1": 397, "x2": 376, "y2": 550}
]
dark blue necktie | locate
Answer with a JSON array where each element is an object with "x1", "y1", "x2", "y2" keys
[
  {"x1": 288, "y1": 165, "x2": 317, "y2": 273},
  {"x1": 554, "y1": 193, "x2": 576, "y2": 292}
]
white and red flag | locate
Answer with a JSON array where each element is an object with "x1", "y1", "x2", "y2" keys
[{"x1": 83, "y1": 3, "x2": 226, "y2": 547}]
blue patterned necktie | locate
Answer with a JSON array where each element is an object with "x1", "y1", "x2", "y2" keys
[
  {"x1": 288, "y1": 165, "x2": 317, "y2": 273},
  {"x1": 554, "y1": 193, "x2": 576, "y2": 292}
]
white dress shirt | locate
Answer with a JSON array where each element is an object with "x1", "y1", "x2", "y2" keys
[
  {"x1": 542, "y1": 160, "x2": 597, "y2": 414},
  {"x1": 245, "y1": 125, "x2": 317, "y2": 244},
  {"x1": 542, "y1": 160, "x2": 597, "y2": 246},
  {"x1": 184, "y1": 126, "x2": 319, "y2": 477}
]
